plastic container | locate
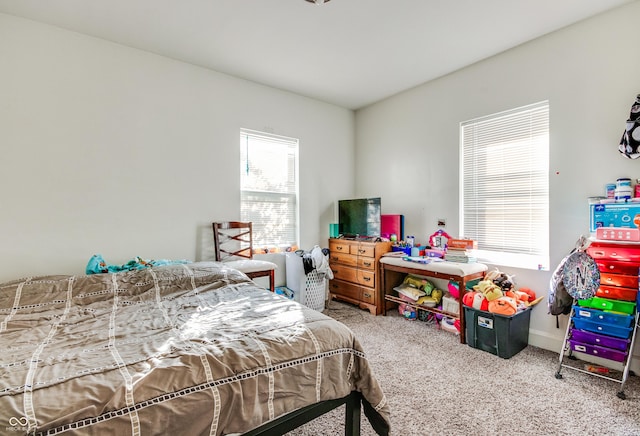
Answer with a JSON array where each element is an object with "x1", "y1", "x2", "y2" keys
[
  {"x1": 571, "y1": 317, "x2": 633, "y2": 339},
  {"x1": 577, "y1": 296, "x2": 636, "y2": 314},
  {"x1": 570, "y1": 328, "x2": 630, "y2": 351},
  {"x1": 441, "y1": 295, "x2": 459, "y2": 316},
  {"x1": 572, "y1": 306, "x2": 634, "y2": 327},
  {"x1": 569, "y1": 340, "x2": 628, "y2": 362},
  {"x1": 464, "y1": 306, "x2": 531, "y2": 359}
]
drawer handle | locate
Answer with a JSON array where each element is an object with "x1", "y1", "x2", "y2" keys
[
  {"x1": 358, "y1": 249, "x2": 366, "y2": 254},
  {"x1": 331, "y1": 283, "x2": 339, "y2": 289},
  {"x1": 363, "y1": 292, "x2": 371, "y2": 298},
  {"x1": 363, "y1": 261, "x2": 372, "y2": 267},
  {"x1": 363, "y1": 277, "x2": 371, "y2": 282},
  {"x1": 336, "y1": 246, "x2": 343, "y2": 251}
]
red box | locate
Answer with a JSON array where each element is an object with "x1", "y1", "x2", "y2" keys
[{"x1": 448, "y1": 238, "x2": 477, "y2": 250}]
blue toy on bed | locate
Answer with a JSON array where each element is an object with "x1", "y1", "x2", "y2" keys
[{"x1": 86, "y1": 254, "x2": 191, "y2": 275}]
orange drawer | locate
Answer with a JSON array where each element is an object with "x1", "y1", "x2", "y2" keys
[
  {"x1": 600, "y1": 273, "x2": 638, "y2": 288},
  {"x1": 595, "y1": 259, "x2": 640, "y2": 276},
  {"x1": 596, "y1": 285, "x2": 638, "y2": 302}
]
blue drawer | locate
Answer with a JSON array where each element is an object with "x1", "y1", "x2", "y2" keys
[
  {"x1": 571, "y1": 318, "x2": 633, "y2": 339},
  {"x1": 572, "y1": 306, "x2": 634, "y2": 327}
]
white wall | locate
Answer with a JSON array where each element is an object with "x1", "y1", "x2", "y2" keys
[
  {"x1": 355, "y1": 1, "x2": 640, "y2": 364},
  {"x1": 0, "y1": 13, "x2": 355, "y2": 282}
]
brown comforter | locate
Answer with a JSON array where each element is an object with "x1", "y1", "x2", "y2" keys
[{"x1": 0, "y1": 262, "x2": 390, "y2": 435}]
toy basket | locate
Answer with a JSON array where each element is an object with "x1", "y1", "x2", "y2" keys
[{"x1": 442, "y1": 295, "x2": 460, "y2": 316}]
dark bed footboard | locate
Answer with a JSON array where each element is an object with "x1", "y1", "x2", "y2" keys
[{"x1": 242, "y1": 391, "x2": 388, "y2": 436}]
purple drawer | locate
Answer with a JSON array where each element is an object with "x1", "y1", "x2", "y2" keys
[
  {"x1": 569, "y1": 340, "x2": 628, "y2": 362},
  {"x1": 572, "y1": 306, "x2": 634, "y2": 327},
  {"x1": 570, "y1": 328, "x2": 630, "y2": 351}
]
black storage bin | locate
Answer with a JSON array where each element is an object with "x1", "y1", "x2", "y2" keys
[{"x1": 464, "y1": 306, "x2": 531, "y2": 359}]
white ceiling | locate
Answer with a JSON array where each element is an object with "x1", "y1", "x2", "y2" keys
[{"x1": 0, "y1": 0, "x2": 634, "y2": 109}]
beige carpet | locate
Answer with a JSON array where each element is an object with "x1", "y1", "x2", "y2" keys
[{"x1": 287, "y1": 301, "x2": 640, "y2": 436}]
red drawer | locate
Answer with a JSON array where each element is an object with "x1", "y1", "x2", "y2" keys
[
  {"x1": 587, "y1": 242, "x2": 640, "y2": 262},
  {"x1": 596, "y1": 285, "x2": 638, "y2": 302},
  {"x1": 599, "y1": 272, "x2": 638, "y2": 288},
  {"x1": 595, "y1": 259, "x2": 640, "y2": 276}
]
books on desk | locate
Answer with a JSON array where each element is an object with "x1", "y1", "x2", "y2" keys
[{"x1": 444, "y1": 248, "x2": 477, "y2": 263}]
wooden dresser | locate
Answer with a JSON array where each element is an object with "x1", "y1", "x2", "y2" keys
[{"x1": 328, "y1": 238, "x2": 392, "y2": 315}]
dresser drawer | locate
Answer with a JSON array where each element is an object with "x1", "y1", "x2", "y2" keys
[
  {"x1": 595, "y1": 285, "x2": 637, "y2": 302},
  {"x1": 357, "y1": 257, "x2": 376, "y2": 270},
  {"x1": 331, "y1": 264, "x2": 358, "y2": 283},
  {"x1": 329, "y1": 279, "x2": 375, "y2": 304},
  {"x1": 357, "y1": 270, "x2": 375, "y2": 288},
  {"x1": 595, "y1": 259, "x2": 640, "y2": 276},
  {"x1": 329, "y1": 240, "x2": 352, "y2": 254},
  {"x1": 351, "y1": 244, "x2": 375, "y2": 257},
  {"x1": 329, "y1": 279, "x2": 361, "y2": 301},
  {"x1": 329, "y1": 252, "x2": 358, "y2": 267}
]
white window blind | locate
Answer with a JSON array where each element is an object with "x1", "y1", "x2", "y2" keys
[
  {"x1": 240, "y1": 129, "x2": 299, "y2": 249},
  {"x1": 460, "y1": 101, "x2": 549, "y2": 270}
]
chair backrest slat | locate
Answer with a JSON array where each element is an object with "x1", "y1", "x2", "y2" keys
[{"x1": 212, "y1": 221, "x2": 254, "y2": 262}]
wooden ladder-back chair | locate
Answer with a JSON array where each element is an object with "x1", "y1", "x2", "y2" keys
[{"x1": 212, "y1": 221, "x2": 276, "y2": 292}]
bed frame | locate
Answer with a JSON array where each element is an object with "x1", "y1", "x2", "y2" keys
[{"x1": 243, "y1": 391, "x2": 389, "y2": 436}]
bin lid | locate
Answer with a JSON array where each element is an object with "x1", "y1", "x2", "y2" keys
[{"x1": 562, "y1": 251, "x2": 600, "y2": 300}]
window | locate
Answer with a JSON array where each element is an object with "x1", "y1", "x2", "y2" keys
[
  {"x1": 460, "y1": 101, "x2": 549, "y2": 270},
  {"x1": 240, "y1": 129, "x2": 299, "y2": 251}
]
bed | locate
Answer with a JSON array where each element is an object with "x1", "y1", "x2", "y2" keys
[{"x1": 0, "y1": 261, "x2": 390, "y2": 435}]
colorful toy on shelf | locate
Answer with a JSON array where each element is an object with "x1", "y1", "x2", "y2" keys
[{"x1": 429, "y1": 228, "x2": 452, "y2": 249}]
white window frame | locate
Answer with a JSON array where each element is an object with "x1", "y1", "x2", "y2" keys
[
  {"x1": 240, "y1": 129, "x2": 299, "y2": 250},
  {"x1": 460, "y1": 101, "x2": 549, "y2": 270}
]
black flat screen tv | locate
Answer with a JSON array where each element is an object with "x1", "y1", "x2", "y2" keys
[{"x1": 338, "y1": 197, "x2": 381, "y2": 238}]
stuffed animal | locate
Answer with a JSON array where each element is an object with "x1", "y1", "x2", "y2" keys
[
  {"x1": 474, "y1": 279, "x2": 503, "y2": 301},
  {"x1": 519, "y1": 287, "x2": 537, "y2": 302},
  {"x1": 488, "y1": 296, "x2": 517, "y2": 316},
  {"x1": 447, "y1": 281, "x2": 460, "y2": 299},
  {"x1": 462, "y1": 291, "x2": 489, "y2": 311}
]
